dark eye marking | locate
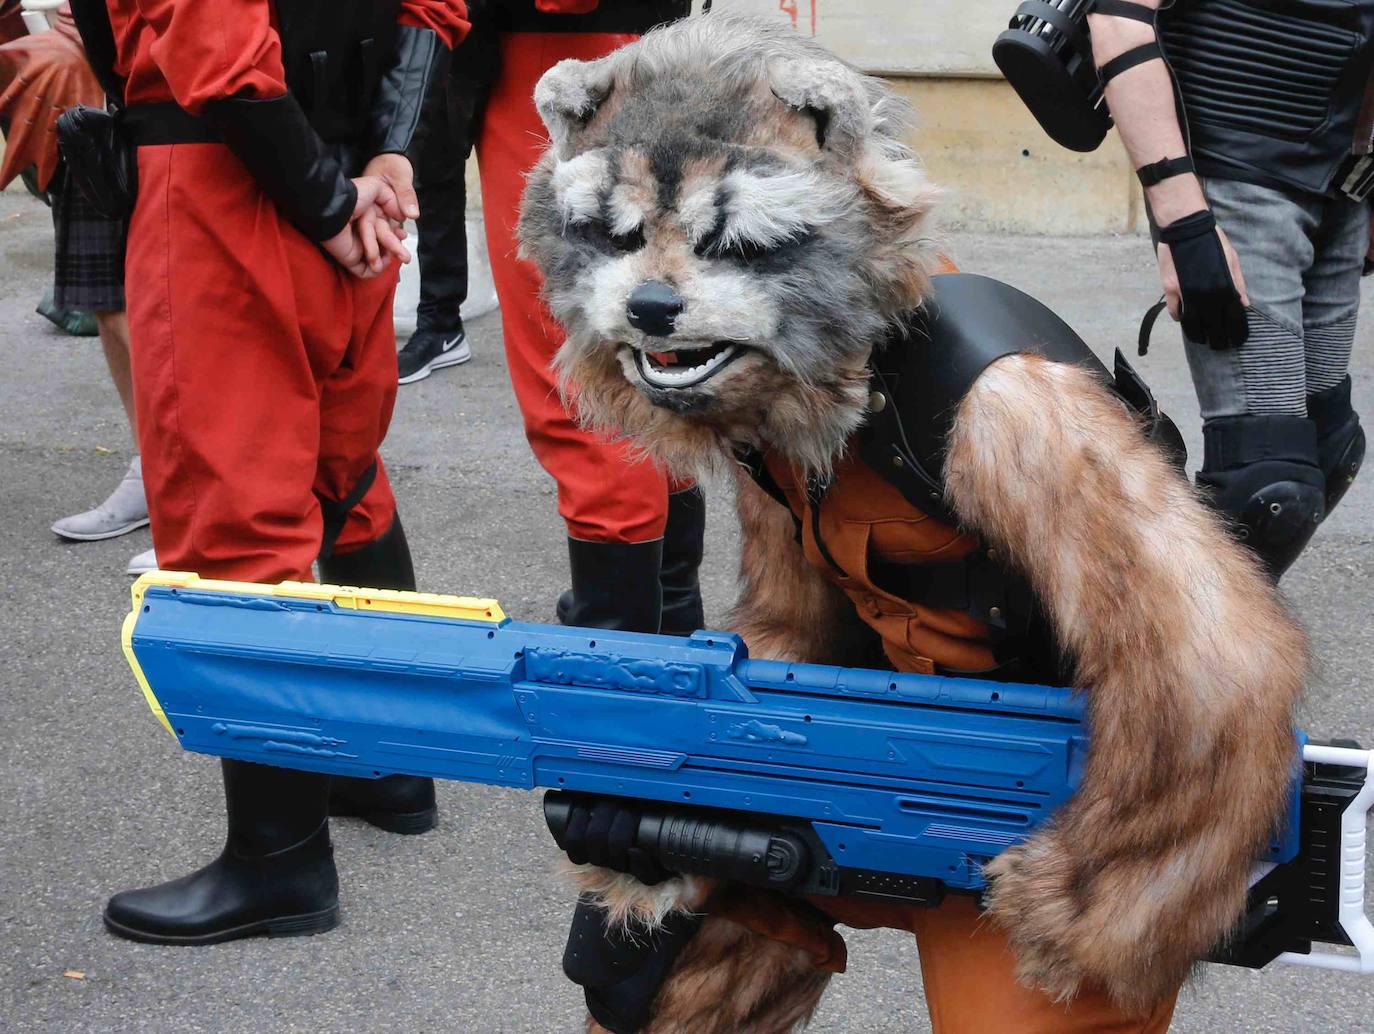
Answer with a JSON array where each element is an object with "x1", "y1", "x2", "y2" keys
[
  {"x1": 694, "y1": 228, "x2": 814, "y2": 263},
  {"x1": 573, "y1": 221, "x2": 645, "y2": 255}
]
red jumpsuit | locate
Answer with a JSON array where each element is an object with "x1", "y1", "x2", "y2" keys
[
  {"x1": 478, "y1": 10, "x2": 685, "y2": 545},
  {"x1": 109, "y1": 0, "x2": 468, "y2": 584}
]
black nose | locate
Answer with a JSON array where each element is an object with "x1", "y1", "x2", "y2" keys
[{"x1": 626, "y1": 281, "x2": 683, "y2": 337}]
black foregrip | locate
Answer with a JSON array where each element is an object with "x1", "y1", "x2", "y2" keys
[
  {"x1": 205, "y1": 94, "x2": 356, "y2": 242},
  {"x1": 544, "y1": 792, "x2": 811, "y2": 891},
  {"x1": 369, "y1": 25, "x2": 450, "y2": 163}
]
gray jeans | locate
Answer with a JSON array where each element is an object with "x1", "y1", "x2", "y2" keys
[{"x1": 1183, "y1": 177, "x2": 1369, "y2": 420}]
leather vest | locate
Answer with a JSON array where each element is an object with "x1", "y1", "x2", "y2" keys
[
  {"x1": 739, "y1": 275, "x2": 1186, "y2": 688},
  {"x1": 763, "y1": 450, "x2": 1006, "y2": 678},
  {"x1": 275, "y1": 0, "x2": 400, "y2": 145},
  {"x1": 1160, "y1": 0, "x2": 1374, "y2": 195}
]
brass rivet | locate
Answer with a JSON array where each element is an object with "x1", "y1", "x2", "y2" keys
[
  {"x1": 892, "y1": 455, "x2": 904, "y2": 468},
  {"x1": 989, "y1": 606, "x2": 1003, "y2": 621},
  {"x1": 869, "y1": 391, "x2": 888, "y2": 413}
]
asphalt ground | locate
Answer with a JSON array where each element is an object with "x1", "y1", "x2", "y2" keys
[{"x1": 3, "y1": 182, "x2": 1372, "y2": 1033}]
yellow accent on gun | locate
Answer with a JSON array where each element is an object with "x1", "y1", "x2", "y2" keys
[{"x1": 123, "y1": 571, "x2": 508, "y2": 737}]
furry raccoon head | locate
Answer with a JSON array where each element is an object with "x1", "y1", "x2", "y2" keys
[{"x1": 519, "y1": 14, "x2": 939, "y2": 476}]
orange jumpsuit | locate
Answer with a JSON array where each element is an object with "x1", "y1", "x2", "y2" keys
[
  {"x1": 716, "y1": 452, "x2": 1181, "y2": 1033},
  {"x1": 109, "y1": 0, "x2": 468, "y2": 583},
  {"x1": 476, "y1": 5, "x2": 687, "y2": 544}
]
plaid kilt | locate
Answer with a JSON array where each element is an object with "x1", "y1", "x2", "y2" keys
[{"x1": 52, "y1": 168, "x2": 126, "y2": 312}]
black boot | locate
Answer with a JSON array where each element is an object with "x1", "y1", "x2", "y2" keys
[
  {"x1": 1196, "y1": 415, "x2": 1325, "y2": 580},
  {"x1": 555, "y1": 537, "x2": 664, "y2": 633},
  {"x1": 659, "y1": 487, "x2": 706, "y2": 636},
  {"x1": 1308, "y1": 375, "x2": 1366, "y2": 516},
  {"x1": 319, "y1": 515, "x2": 438, "y2": 834},
  {"x1": 103, "y1": 761, "x2": 338, "y2": 945}
]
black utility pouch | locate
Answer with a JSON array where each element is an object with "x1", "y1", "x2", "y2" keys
[{"x1": 56, "y1": 104, "x2": 136, "y2": 219}]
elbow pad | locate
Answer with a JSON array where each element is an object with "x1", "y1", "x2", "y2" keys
[
  {"x1": 369, "y1": 24, "x2": 450, "y2": 163},
  {"x1": 205, "y1": 93, "x2": 356, "y2": 242},
  {"x1": 994, "y1": 0, "x2": 1165, "y2": 153}
]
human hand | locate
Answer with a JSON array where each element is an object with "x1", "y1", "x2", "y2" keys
[
  {"x1": 321, "y1": 174, "x2": 410, "y2": 277},
  {"x1": 1156, "y1": 214, "x2": 1250, "y2": 349},
  {"x1": 362, "y1": 152, "x2": 419, "y2": 222},
  {"x1": 355, "y1": 204, "x2": 411, "y2": 274}
]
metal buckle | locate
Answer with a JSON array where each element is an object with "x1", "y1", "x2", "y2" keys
[{"x1": 1341, "y1": 154, "x2": 1374, "y2": 202}]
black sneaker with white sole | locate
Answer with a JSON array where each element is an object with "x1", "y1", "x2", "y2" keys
[{"x1": 398, "y1": 324, "x2": 471, "y2": 384}]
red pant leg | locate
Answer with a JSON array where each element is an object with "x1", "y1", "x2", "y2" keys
[
  {"x1": 316, "y1": 268, "x2": 402, "y2": 556},
  {"x1": 127, "y1": 143, "x2": 397, "y2": 582},
  {"x1": 477, "y1": 30, "x2": 670, "y2": 544}
]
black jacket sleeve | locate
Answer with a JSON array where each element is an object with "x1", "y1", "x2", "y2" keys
[
  {"x1": 368, "y1": 24, "x2": 451, "y2": 163},
  {"x1": 205, "y1": 92, "x2": 357, "y2": 242}
]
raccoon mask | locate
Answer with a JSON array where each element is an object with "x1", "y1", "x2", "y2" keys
[{"x1": 518, "y1": 14, "x2": 939, "y2": 476}]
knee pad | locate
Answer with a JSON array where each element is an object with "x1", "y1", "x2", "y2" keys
[
  {"x1": 1322, "y1": 422, "x2": 1367, "y2": 515},
  {"x1": 1308, "y1": 377, "x2": 1365, "y2": 516},
  {"x1": 1197, "y1": 416, "x2": 1325, "y2": 579},
  {"x1": 563, "y1": 895, "x2": 703, "y2": 1034}
]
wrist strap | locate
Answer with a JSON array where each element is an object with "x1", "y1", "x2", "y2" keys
[
  {"x1": 1137, "y1": 296, "x2": 1169, "y2": 357},
  {"x1": 1091, "y1": 0, "x2": 1158, "y2": 23},
  {"x1": 1137, "y1": 155, "x2": 1195, "y2": 187},
  {"x1": 1158, "y1": 209, "x2": 1216, "y2": 244},
  {"x1": 1099, "y1": 41, "x2": 1163, "y2": 85}
]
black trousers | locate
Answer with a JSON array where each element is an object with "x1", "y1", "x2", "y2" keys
[{"x1": 415, "y1": 68, "x2": 491, "y2": 331}]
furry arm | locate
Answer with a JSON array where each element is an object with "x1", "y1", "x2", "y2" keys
[
  {"x1": 944, "y1": 352, "x2": 1306, "y2": 1010},
  {"x1": 726, "y1": 470, "x2": 870, "y2": 665}
]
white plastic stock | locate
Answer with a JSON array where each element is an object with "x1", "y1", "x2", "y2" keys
[{"x1": 1278, "y1": 744, "x2": 1374, "y2": 974}]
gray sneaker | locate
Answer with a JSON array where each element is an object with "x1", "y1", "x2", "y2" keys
[
  {"x1": 126, "y1": 547, "x2": 158, "y2": 576},
  {"x1": 52, "y1": 456, "x2": 150, "y2": 541}
]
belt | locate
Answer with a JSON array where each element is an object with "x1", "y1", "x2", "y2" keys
[{"x1": 122, "y1": 103, "x2": 221, "y2": 146}]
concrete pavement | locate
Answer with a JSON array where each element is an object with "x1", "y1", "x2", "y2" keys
[{"x1": 2, "y1": 184, "x2": 1372, "y2": 1033}]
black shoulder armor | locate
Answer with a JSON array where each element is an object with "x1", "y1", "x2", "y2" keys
[{"x1": 857, "y1": 273, "x2": 1186, "y2": 525}]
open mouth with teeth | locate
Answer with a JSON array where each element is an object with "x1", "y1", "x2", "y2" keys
[{"x1": 633, "y1": 341, "x2": 745, "y2": 389}]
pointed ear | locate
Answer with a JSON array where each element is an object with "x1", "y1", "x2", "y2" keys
[
  {"x1": 767, "y1": 57, "x2": 872, "y2": 158},
  {"x1": 534, "y1": 56, "x2": 618, "y2": 160}
]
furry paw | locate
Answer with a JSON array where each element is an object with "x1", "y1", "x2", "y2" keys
[
  {"x1": 982, "y1": 839, "x2": 1094, "y2": 1004},
  {"x1": 984, "y1": 824, "x2": 1233, "y2": 1013}
]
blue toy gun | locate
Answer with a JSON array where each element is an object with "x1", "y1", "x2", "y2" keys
[{"x1": 122, "y1": 572, "x2": 1374, "y2": 974}]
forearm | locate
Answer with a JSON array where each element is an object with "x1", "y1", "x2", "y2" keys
[
  {"x1": 1088, "y1": 3, "x2": 1204, "y2": 224},
  {"x1": 369, "y1": 3, "x2": 469, "y2": 164},
  {"x1": 728, "y1": 471, "x2": 858, "y2": 665},
  {"x1": 368, "y1": 25, "x2": 450, "y2": 163},
  {"x1": 946, "y1": 352, "x2": 1304, "y2": 1005}
]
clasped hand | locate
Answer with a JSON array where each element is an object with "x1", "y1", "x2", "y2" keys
[{"x1": 322, "y1": 153, "x2": 418, "y2": 279}]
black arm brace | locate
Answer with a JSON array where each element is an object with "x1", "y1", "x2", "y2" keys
[
  {"x1": 204, "y1": 93, "x2": 357, "y2": 243},
  {"x1": 995, "y1": 0, "x2": 1179, "y2": 155},
  {"x1": 369, "y1": 24, "x2": 451, "y2": 164}
]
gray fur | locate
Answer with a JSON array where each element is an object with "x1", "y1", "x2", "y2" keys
[{"x1": 518, "y1": 14, "x2": 940, "y2": 476}]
